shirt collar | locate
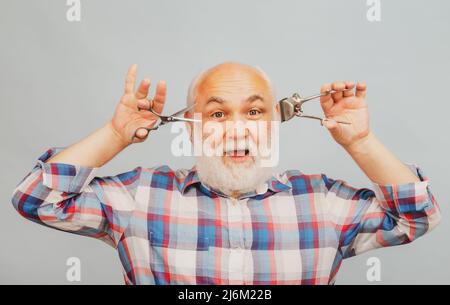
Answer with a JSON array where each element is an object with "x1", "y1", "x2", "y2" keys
[{"x1": 179, "y1": 166, "x2": 292, "y2": 198}]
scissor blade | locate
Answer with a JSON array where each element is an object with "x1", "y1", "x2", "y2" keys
[
  {"x1": 169, "y1": 103, "x2": 197, "y2": 118},
  {"x1": 170, "y1": 117, "x2": 201, "y2": 123}
]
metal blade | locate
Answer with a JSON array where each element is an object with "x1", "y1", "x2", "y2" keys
[{"x1": 169, "y1": 102, "x2": 197, "y2": 118}]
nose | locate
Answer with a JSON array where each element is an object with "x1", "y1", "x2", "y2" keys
[{"x1": 224, "y1": 119, "x2": 250, "y2": 141}]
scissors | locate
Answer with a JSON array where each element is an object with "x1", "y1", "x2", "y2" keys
[
  {"x1": 278, "y1": 88, "x2": 353, "y2": 125},
  {"x1": 132, "y1": 102, "x2": 200, "y2": 141}
]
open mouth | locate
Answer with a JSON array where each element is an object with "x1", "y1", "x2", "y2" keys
[{"x1": 224, "y1": 149, "x2": 250, "y2": 157}]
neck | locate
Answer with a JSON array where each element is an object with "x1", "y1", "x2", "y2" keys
[{"x1": 229, "y1": 190, "x2": 242, "y2": 199}]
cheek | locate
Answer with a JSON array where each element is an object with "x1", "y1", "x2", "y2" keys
[
  {"x1": 201, "y1": 121, "x2": 226, "y2": 148},
  {"x1": 245, "y1": 127, "x2": 258, "y2": 145},
  {"x1": 255, "y1": 120, "x2": 274, "y2": 146}
]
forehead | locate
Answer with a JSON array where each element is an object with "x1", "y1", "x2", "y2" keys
[{"x1": 196, "y1": 65, "x2": 272, "y2": 101}]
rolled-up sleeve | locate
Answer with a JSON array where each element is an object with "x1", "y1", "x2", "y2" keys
[
  {"x1": 322, "y1": 163, "x2": 441, "y2": 259},
  {"x1": 11, "y1": 147, "x2": 142, "y2": 248}
]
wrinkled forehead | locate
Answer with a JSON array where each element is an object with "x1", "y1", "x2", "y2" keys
[{"x1": 196, "y1": 66, "x2": 273, "y2": 104}]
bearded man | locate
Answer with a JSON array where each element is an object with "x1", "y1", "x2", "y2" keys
[{"x1": 11, "y1": 62, "x2": 441, "y2": 284}]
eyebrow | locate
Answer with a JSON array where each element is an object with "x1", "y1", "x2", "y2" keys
[{"x1": 205, "y1": 94, "x2": 265, "y2": 105}]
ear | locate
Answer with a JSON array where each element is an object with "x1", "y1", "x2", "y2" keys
[
  {"x1": 274, "y1": 102, "x2": 281, "y2": 121},
  {"x1": 184, "y1": 112, "x2": 193, "y2": 142},
  {"x1": 185, "y1": 122, "x2": 193, "y2": 142}
]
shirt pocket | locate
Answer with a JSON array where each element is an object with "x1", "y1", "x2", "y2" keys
[{"x1": 149, "y1": 229, "x2": 210, "y2": 284}]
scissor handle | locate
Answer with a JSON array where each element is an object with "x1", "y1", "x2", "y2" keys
[
  {"x1": 131, "y1": 119, "x2": 162, "y2": 142},
  {"x1": 296, "y1": 113, "x2": 351, "y2": 125},
  {"x1": 131, "y1": 100, "x2": 200, "y2": 142},
  {"x1": 293, "y1": 87, "x2": 354, "y2": 106}
]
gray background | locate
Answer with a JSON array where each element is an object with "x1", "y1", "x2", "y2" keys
[{"x1": 1, "y1": 0, "x2": 449, "y2": 284}]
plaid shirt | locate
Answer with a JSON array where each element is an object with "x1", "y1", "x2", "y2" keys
[{"x1": 12, "y1": 147, "x2": 441, "y2": 284}]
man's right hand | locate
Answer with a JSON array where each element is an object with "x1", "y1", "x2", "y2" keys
[{"x1": 110, "y1": 64, "x2": 167, "y2": 146}]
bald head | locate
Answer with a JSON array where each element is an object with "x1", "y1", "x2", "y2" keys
[{"x1": 187, "y1": 62, "x2": 276, "y2": 113}]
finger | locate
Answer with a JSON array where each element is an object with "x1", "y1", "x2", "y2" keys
[
  {"x1": 135, "y1": 79, "x2": 151, "y2": 100},
  {"x1": 151, "y1": 80, "x2": 167, "y2": 114},
  {"x1": 355, "y1": 82, "x2": 367, "y2": 98},
  {"x1": 320, "y1": 83, "x2": 333, "y2": 112},
  {"x1": 135, "y1": 128, "x2": 149, "y2": 139},
  {"x1": 343, "y1": 81, "x2": 355, "y2": 97},
  {"x1": 132, "y1": 118, "x2": 156, "y2": 140},
  {"x1": 124, "y1": 64, "x2": 137, "y2": 94},
  {"x1": 137, "y1": 99, "x2": 151, "y2": 111},
  {"x1": 322, "y1": 118, "x2": 339, "y2": 131},
  {"x1": 331, "y1": 81, "x2": 346, "y2": 102}
]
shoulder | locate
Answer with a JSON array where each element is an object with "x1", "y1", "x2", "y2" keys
[
  {"x1": 138, "y1": 165, "x2": 192, "y2": 191},
  {"x1": 139, "y1": 165, "x2": 190, "y2": 178},
  {"x1": 280, "y1": 169, "x2": 328, "y2": 194}
]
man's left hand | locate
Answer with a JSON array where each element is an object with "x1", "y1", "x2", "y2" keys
[{"x1": 320, "y1": 81, "x2": 370, "y2": 148}]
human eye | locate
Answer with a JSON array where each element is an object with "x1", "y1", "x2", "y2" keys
[
  {"x1": 211, "y1": 111, "x2": 225, "y2": 119},
  {"x1": 248, "y1": 108, "x2": 262, "y2": 116}
]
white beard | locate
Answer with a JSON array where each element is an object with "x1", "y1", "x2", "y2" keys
[{"x1": 195, "y1": 155, "x2": 274, "y2": 197}]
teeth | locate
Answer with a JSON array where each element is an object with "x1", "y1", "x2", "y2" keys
[
  {"x1": 224, "y1": 141, "x2": 248, "y2": 152},
  {"x1": 224, "y1": 149, "x2": 248, "y2": 156}
]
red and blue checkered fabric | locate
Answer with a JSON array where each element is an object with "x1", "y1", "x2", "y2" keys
[{"x1": 11, "y1": 147, "x2": 441, "y2": 284}]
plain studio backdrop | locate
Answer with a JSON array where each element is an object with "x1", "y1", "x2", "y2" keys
[{"x1": 1, "y1": 0, "x2": 449, "y2": 284}]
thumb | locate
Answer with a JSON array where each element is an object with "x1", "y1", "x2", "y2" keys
[
  {"x1": 129, "y1": 118, "x2": 156, "y2": 143},
  {"x1": 322, "y1": 118, "x2": 339, "y2": 131}
]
